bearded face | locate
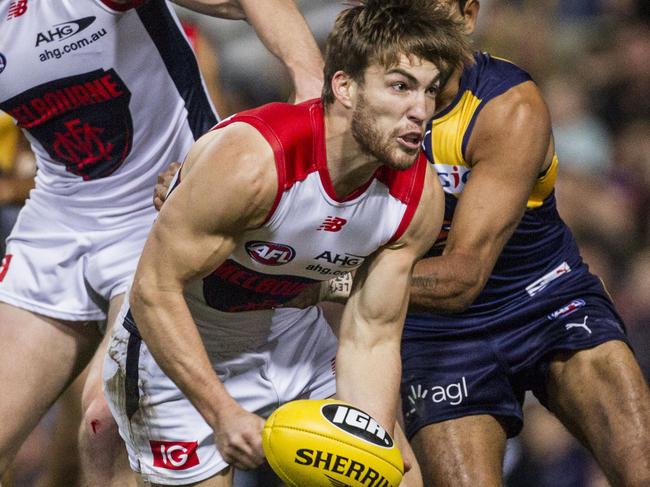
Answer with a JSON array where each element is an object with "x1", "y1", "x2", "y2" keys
[{"x1": 351, "y1": 91, "x2": 424, "y2": 171}]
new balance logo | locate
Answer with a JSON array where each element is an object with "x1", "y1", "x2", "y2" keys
[
  {"x1": 565, "y1": 316, "x2": 592, "y2": 335},
  {"x1": 318, "y1": 216, "x2": 347, "y2": 232},
  {"x1": 7, "y1": 0, "x2": 28, "y2": 19}
]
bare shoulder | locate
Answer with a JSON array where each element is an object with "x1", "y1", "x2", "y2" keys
[
  {"x1": 392, "y1": 163, "x2": 443, "y2": 256},
  {"x1": 467, "y1": 80, "x2": 553, "y2": 173},
  {"x1": 172, "y1": 122, "x2": 279, "y2": 232},
  {"x1": 469, "y1": 81, "x2": 551, "y2": 151}
]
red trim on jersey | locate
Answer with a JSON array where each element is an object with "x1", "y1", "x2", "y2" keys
[
  {"x1": 214, "y1": 100, "x2": 322, "y2": 223},
  {"x1": 318, "y1": 160, "x2": 378, "y2": 202},
  {"x1": 181, "y1": 21, "x2": 200, "y2": 52},
  {"x1": 313, "y1": 103, "x2": 378, "y2": 203},
  {"x1": 100, "y1": 0, "x2": 147, "y2": 12},
  {"x1": 384, "y1": 153, "x2": 428, "y2": 243}
]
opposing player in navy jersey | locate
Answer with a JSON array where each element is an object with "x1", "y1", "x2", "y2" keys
[
  {"x1": 103, "y1": 2, "x2": 471, "y2": 485},
  {"x1": 398, "y1": 1, "x2": 650, "y2": 486},
  {"x1": 0, "y1": 0, "x2": 325, "y2": 485}
]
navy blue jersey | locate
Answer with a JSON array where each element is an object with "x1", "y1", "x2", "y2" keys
[
  {"x1": 401, "y1": 52, "x2": 628, "y2": 438},
  {"x1": 411, "y1": 51, "x2": 593, "y2": 319}
]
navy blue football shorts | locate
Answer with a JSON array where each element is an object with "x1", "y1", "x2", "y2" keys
[{"x1": 400, "y1": 274, "x2": 629, "y2": 439}]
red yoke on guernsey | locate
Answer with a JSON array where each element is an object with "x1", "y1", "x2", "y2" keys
[{"x1": 187, "y1": 99, "x2": 428, "y2": 313}]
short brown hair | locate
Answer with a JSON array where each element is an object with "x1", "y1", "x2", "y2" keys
[{"x1": 322, "y1": 0, "x2": 472, "y2": 105}]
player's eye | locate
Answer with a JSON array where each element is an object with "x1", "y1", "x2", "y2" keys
[{"x1": 426, "y1": 84, "x2": 440, "y2": 96}]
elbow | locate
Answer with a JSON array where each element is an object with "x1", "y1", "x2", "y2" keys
[
  {"x1": 129, "y1": 276, "x2": 157, "y2": 318},
  {"x1": 447, "y1": 271, "x2": 487, "y2": 312},
  {"x1": 443, "y1": 287, "x2": 481, "y2": 313}
]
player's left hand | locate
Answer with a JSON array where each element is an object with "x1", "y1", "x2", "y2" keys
[{"x1": 153, "y1": 161, "x2": 181, "y2": 211}]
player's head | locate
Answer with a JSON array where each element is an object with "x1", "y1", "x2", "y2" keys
[
  {"x1": 322, "y1": 0, "x2": 471, "y2": 169},
  {"x1": 322, "y1": 0, "x2": 470, "y2": 107},
  {"x1": 442, "y1": 0, "x2": 480, "y2": 34}
]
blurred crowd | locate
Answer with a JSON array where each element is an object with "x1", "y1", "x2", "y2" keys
[
  {"x1": 474, "y1": 1, "x2": 650, "y2": 486},
  {"x1": 1, "y1": 0, "x2": 648, "y2": 486}
]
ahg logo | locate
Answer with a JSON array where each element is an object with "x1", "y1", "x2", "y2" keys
[
  {"x1": 150, "y1": 440, "x2": 199, "y2": 470},
  {"x1": 0, "y1": 53, "x2": 6, "y2": 75},
  {"x1": 322, "y1": 404, "x2": 393, "y2": 448},
  {"x1": 314, "y1": 251, "x2": 364, "y2": 268},
  {"x1": 245, "y1": 241, "x2": 295, "y2": 266},
  {"x1": 35, "y1": 16, "x2": 95, "y2": 46}
]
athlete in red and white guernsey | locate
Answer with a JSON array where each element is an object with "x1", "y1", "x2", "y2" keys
[
  {"x1": 0, "y1": 0, "x2": 325, "y2": 485},
  {"x1": 103, "y1": 3, "x2": 470, "y2": 485}
]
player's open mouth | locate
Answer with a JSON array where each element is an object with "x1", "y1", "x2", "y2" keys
[{"x1": 397, "y1": 132, "x2": 422, "y2": 150}]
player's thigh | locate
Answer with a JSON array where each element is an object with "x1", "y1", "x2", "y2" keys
[
  {"x1": 410, "y1": 414, "x2": 507, "y2": 487},
  {"x1": 81, "y1": 293, "x2": 126, "y2": 411},
  {"x1": 0, "y1": 303, "x2": 100, "y2": 457},
  {"x1": 545, "y1": 340, "x2": 650, "y2": 447}
]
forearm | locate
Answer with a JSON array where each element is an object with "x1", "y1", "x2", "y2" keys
[
  {"x1": 335, "y1": 329, "x2": 401, "y2": 433},
  {"x1": 239, "y1": 0, "x2": 323, "y2": 100},
  {"x1": 409, "y1": 253, "x2": 485, "y2": 313},
  {"x1": 130, "y1": 284, "x2": 239, "y2": 427}
]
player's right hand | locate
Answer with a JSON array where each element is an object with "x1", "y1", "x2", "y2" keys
[
  {"x1": 213, "y1": 405, "x2": 266, "y2": 470},
  {"x1": 153, "y1": 161, "x2": 181, "y2": 211}
]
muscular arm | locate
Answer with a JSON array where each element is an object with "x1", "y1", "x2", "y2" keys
[
  {"x1": 173, "y1": 0, "x2": 324, "y2": 101},
  {"x1": 130, "y1": 123, "x2": 277, "y2": 460},
  {"x1": 409, "y1": 81, "x2": 554, "y2": 313},
  {"x1": 336, "y1": 165, "x2": 443, "y2": 431}
]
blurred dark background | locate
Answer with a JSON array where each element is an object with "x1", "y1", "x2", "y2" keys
[{"x1": 1, "y1": 1, "x2": 647, "y2": 485}]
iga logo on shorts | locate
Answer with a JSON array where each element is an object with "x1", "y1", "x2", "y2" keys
[
  {"x1": 245, "y1": 241, "x2": 295, "y2": 266},
  {"x1": 321, "y1": 404, "x2": 393, "y2": 448},
  {"x1": 0, "y1": 53, "x2": 6, "y2": 75},
  {"x1": 150, "y1": 440, "x2": 199, "y2": 470}
]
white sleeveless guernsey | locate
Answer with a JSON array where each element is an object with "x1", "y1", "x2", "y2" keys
[
  {"x1": 182, "y1": 99, "x2": 427, "y2": 317},
  {"x1": 0, "y1": 0, "x2": 217, "y2": 224},
  {"x1": 104, "y1": 99, "x2": 428, "y2": 484}
]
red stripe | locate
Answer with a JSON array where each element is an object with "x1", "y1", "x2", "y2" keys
[
  {"x1": 386, "y1": 153, "x2": 428, "y2": 243},
  {"x1": 214, "y1": 114, "x2": 287, "y2": 225},
  {"x1": 100, "y1": 0, "x2": 148, "y2": 12},
  {"x1": 213, "y1": 101, "x2": 322, "y2": 223}
]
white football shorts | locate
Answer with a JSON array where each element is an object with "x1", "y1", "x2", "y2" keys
[
  {"x1": 0, "y1": 194, "x2": 156, "y2": 322},
  {"x1": 103, "y1": 302, "x2": 337, "y2": 485}
]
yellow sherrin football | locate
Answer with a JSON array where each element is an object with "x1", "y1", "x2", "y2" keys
[{"x1": 262, "y1": 399, "x2": 404, "y2": 487}]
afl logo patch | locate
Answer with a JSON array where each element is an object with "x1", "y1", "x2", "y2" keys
[
  {"x1": 0, "y1": 54, "x2": 6, "y2": 74},
  {"x1": 321, "y1": 404, "x2": 393, "y2": 448},
  {"x1": 245, "y1": 241, "x2": 295, "y2": 266}
]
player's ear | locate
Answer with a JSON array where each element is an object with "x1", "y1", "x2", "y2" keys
[
  {"x1": 331, "y1": 71, "x2": 355, "y2": 109},
  {"x1": 463, "y1": 0, "x2": 479, "y2": 34}
]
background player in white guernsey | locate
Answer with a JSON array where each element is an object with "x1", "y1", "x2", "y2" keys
[
  {"x1": 103, "y1": 1, "x2": 471, "y2": 485},
  {"x1": 0, "y1": 0, "x2": 325, "y2": 485}
]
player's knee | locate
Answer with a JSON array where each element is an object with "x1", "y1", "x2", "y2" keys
[{"x1": 80, "y1": 396, "x2": 119, "y2": 446}]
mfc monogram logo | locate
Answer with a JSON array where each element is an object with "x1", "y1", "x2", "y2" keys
[
  {"x1": 0, "y1": 69, "x2": 134, "y2": 181},
  {"x1": 53, "y1": 119, "x2": 115, "y2": 177}
]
